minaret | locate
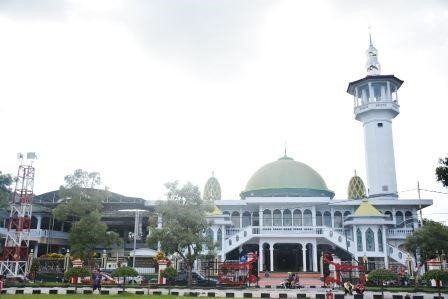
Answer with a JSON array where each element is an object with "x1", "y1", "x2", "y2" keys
[{"x1": 347, "y1": 36, "x2": 403, "y2": 198}]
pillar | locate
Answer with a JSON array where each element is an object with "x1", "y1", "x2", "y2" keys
[
  {"x1": 269, "y1": 243, "x2": 274, "y2": 272},
  {"x1": 302, "y1": 244, "x2": 307, "y2": 272},
  {"x1": 259, "y1": 241, "x2": 264, "y2": 272},
  {"x1": 383, "y1": 225, "x2": 389, "y2": 268},
  {"x1": 259, "y1": 206, "x2": 263, "y2": 227},
  {"x1": 312, "y1": 242, "x2": 318, "y2": 272},
  {"x1": 37, "y1": 215, "x2": 42, "y2": 230}
]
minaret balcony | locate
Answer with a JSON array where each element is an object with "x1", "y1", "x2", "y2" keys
[{"x1": 354, "y1": 100, "x2": 400, "y2": 120}]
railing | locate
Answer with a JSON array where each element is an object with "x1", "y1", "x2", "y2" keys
[
  {"x1": 387, "y1": 243, "x2": 412, "y2": 265},
  {"x1": 0, "y1": 228, "x2": 69, "y2": 240},
  {"x1": 225, "y1": 226, "x2": 325, "y2": 238},
  {"x1": 387, "y1": 228, "x2": 414, "y2": 238}
]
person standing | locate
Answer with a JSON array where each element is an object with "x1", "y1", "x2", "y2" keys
[{"x1": 92, "y1": 269, "x2": 103, "y2": 293}]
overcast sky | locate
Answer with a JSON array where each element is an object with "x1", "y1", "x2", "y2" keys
[{"x1": 0, "y1": 0, "x2": 447, "y2": 221}]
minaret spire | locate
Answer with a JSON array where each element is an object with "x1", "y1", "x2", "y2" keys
[{"x1": 365, "y1": 29, "x2": 381, "y2": 75}]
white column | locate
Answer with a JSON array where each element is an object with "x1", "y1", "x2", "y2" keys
[
  {"x1": 37, "y1": 215, "x2": 42, "y2": 230},
  {"x1": 302, "y1": 244, "x2": 307, "y2": 272},
  {"x1": 368, "y1": 82, "x2": 373, "y2": 101},
  {"x1": 259, "y1": 206, "x2": 263, "y2": 227},
  {"x1": 259, "y1": 240, "x2": 264, "y2": 272},
  {"x1": 312, "y1": 206, "x2": 316, "y2": 226},
  {"x1": 312, "y1": 242, "x2": 318, "y2": 272},
  {"x1": 269, "y1": 243, "x2": 274, "y2": 272},
  {"x1": 383, "y1": 225, "x2": 389, "y2": 268}
]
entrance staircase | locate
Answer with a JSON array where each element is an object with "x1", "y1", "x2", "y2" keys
[{"x1": 222, "y1": 226, "x2": 413, "y2": 267}]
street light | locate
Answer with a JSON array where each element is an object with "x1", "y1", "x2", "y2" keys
[{"x1": 118, "y1": 209, "x2": 146, "y2": 268}]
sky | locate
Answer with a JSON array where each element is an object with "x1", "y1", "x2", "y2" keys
[{"x1": 0, "y1": 0, "x2": 447, "y2": 221}]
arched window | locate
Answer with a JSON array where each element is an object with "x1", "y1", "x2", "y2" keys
[
  {"x1": 303, "y1": 209, "x2": 312, "y2": 226},
  {"x1": 293, "y1": 210, "x2": 302, "y2": 226},
  {"x1": 273, "y1": 210, "x2": 282, "y2": 226},
  {"x1": 343, "y1": 211, "x2": 351, "y2": 219},
  {"x1": 316, "y1": 211, "x2": 323, "y2": 226},
  {"x1": 252, "y1": 212, "x2": 259, "y2": 226},
  {"x1": 395, "y1": 211, "x2": 404, "y2": 227},
  {"x1": 263, "y1": 210, "x2": 272, "y2": 226},
  {"x1": 242, "y1": 211, "x2": 251, "y2": 227},
  {"x1": 217, "y1": 228, "x2": 222, "y2": 250},
  {"x1": 283, "y1": 209, "x2": 292, "y2": 226},
  {"x1": 385, "y1": 211, "x2": 392, "y2": 220},
  {"x1": 334, "y1": 211, "x2": 343, "y2": 228},
  {"x1": 53, "y1": 219, "x2": 63, "y2": 231},
  {"x1": 357, "y1": 228, "x2": 363, "y2": 251},
  {"x1": 31, "y1": 216, "x2": 38, "y2": 229},
  {"x1": 378, "y1": 228, "x2": 383, "y2": 252},
  {"x1": 41, "y1": 217, "x2": 51, "y2": 230},
  {"x1": 63, "y1": 222, "x2": 71, "y2": 232},
  {"x1": 405, "y1": 211, "x2": 413, "y2": 228},
  {"x1": 324, "y1": 211, "x2": 332, "y2": 227},
  {"x1": 231, "y1": 211, "x2": 240, "y2": 228},
  {"x1": 206, "y1": 228, "x2": 214, "y2": 243},
  {"x1": 366, "y1": 228, "x2": 375, "y2": 251}
]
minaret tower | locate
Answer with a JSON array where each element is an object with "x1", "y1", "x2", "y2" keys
[{"x1": 347, "y1": 35, "x2": 403, "y2": 198}]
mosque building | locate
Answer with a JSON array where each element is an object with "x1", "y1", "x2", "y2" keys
[{"x1": 201, "y1": 38, "x2": 433, "y2": 273}]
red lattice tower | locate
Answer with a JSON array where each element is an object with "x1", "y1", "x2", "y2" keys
[{"x1": 0, "y1": 153, "x2": 36, "y2": 278}]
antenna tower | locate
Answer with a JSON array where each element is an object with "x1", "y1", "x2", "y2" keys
[{"x1": 0, "y1": 153, "x2": 36, "y2": 278}]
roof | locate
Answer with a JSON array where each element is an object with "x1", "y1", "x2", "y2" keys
[
  {"x1": 353, "y1": 198, "x2": 382, "y2": 216},
  {"x1": 347, "y1": 75, "x2": 404, "y2": 94},
  {"x1": 240, "y1": 155, "x2": 334, "y2": 199},
  {"x1": 347, "y1": 174, "x2": 366, "y2": 200}
]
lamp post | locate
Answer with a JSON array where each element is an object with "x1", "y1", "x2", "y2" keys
[{"x1": 118, "y1": 209, "x2": 146, "y2": 268}]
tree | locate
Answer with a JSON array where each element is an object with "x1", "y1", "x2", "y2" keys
[
  {"x1": 68, "y1": 210, "x2": 121, "y2": 262},
  {"x1": 423, "y1": 270, "x2": 448, "y2": 299},
  {"x1": 404, "y1": 219, "x2": 448, "y2": 285},
  {"x1": 162, "y1": 266, "x2": 177, "y2": 294},
  {"x1": 64, "y1": 267, "x2": 91, "y2": 292},
  {"x1": 53, "y1": 169, "x2": 104, "y2": 222},
  {"x1": 0, "y1": 171, "x2": 13, "y2": 209},
  {"x1": 436, "y1": 156, "x2": 448, "y2": 187},
  {"x1": 367, "y1": 269, "x2": 398, "y2": 299},
  {"x1": 146, "y1": 181, "x2": 214, "y2": 287},
  {"x1": 53, "y1": 169, "x2": 122, "y2": 263},
  {"x1": 111, "y1": 266, "x2": 139, "y2": 292}
]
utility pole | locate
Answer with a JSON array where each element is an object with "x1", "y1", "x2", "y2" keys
[{"x1": 417, "y1": 181, "x2": 423, "y2": 226}]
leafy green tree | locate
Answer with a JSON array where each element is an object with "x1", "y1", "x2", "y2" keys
[
  {"x1": 423, "y1": 270, "x2": 448, "y2": 299},
  {"x1": 53, "y1": 169, "x2": 104, "y2": 222},
  {"x1": 53, "y1": 169, "x2": 122, "y2": 263},
  {"x1": 404, "y1": 219, "x2": 448, "y2": 285},
  {"x1": 367, "y1": 269, "x2": 397, "y2": 299},
  {"x1": 68, "y1": 210, "x2": 121, "y2": 262},
  {"x1": 436, "y1": 156, "x2": 448, "y2": 187},
  {"x1": 147, "y1": 181, "x2": 213, "y2": 287},
  {"x1": 0, "y1": 171, "x2": 13, "y2": 209},
  {"x1": 64, "y1": 267, "x2": 91, "y2": 292},
  {"x1": 162, "y1": 266, "x2": 177, "y2": 294},
  {"x1": 111, "y1": 266, "x2": 139, "y2": 292}
]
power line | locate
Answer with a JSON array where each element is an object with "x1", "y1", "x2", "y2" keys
[{"x1": 420, "y1": 188, "x2": 448, "y2": 195}]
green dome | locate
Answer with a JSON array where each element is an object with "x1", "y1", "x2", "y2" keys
[
  {"x1": 240, "y1": 155, "x2": 334, "y2": 199},
  {"x1": 347, "y1": 172, "x2": 366, "y2": 200}
]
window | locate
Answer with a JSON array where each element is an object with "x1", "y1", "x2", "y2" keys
[
  {"x1": 283, "y1": 209, "x2": 292, "y2": 226},
  {"x1": 206, "y1": 228, "x2": 214, "y2": 243},
  {"x1": 316, "y1": 211, "x2": 323, "y2": 226},
  {"x1": 217, "y1": 228, "x2": 222, "y2": 250},
  {"x1": 377, "y1": 123, "x2": 383, "y2": 128},
  {"x1": 357, "y1": 228, "x2": 363, "y2": 251},
  {"x1": 273, "y1": 210, "x2": 282, "y2": 226},
  {"x1": 366, "y1": 228, "x2": 375, "y2": 251},
  {"x1": 405, "y1": 211, "x2": 413, "y2": 228},
  {"x1": 303, "y1": 210, "x2": 312, "y2": 226},
  {"x1": 293, "y1": 209, "x2": 302, "y2": 226},
  {"x1": 395, "y1": 211, "x2": 404, "y2": 227},
  {"x1": 263, "y1": 210, "x2": 272, "y2": 226},
  {"x1": 385, "y1": 211, "x2": 392, "y2": 220},
  {"x1": 252, "y1": 212, "x2": 259, "y2": 226},
  {"x1": 334, "y1": 211, "x2": 343, "y2": 228},
  {"x1": 378, "y1": 228, "x2": 383, "y2": 252},
  {"x1": 242, "y1": 212, "x2": 251, "y2": 227},
  {"x1": 382, "y1": 185, "x2": 389, "y2": 191},
  {"x1": 324, "y1": 211, "x2": 332, "y2": 227},
  {"x1": 231, "y1": 212, "x2": 240, "y2": 228}
]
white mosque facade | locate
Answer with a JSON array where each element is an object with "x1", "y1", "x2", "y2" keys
[{"x1": 202, "y1": 39, "x2": 433, "y2": 273}]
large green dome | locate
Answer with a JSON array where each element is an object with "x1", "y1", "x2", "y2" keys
[{"x1": 240, "y1": 155, "x2": 334, "y2": 199}]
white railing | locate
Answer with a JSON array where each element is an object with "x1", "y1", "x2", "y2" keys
[
  {"x1": 387, "y1": 228, "x2": 414, "y2": 238},
  {"x1": 322, "y1": 228, "x2": 356, "y2": 253},
  {"x1": 388, "y1": 243, "x2": 412, "y2": 265},
  {"x1": 0, "y1": 228, "x2": 68, "y2": 240},
  {"x1": 259, "y1": 226, "x2": 324, "y2": 235}
]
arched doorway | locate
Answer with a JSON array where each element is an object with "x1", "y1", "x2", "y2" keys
[{"x1": 273, "y1": 243, "x2": 302, "y2": 272}]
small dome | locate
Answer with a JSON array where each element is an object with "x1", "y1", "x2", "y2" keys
[
  {"x1": 241, "y1": 155, "x2": 334, "y2": 199},
  {"x1": 347, "y1": 172, "x2": 366, "y2": 200},
  {"x1": 203, "y1": 174, "x2": 221, "y2": 201}
]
